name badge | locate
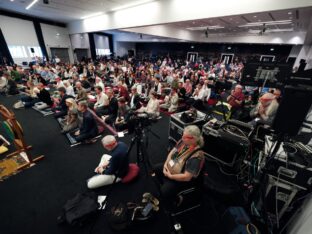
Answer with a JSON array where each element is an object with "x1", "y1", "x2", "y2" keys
[{"x1": 168, "y1": 160, "x2": 175, "y2": 167}]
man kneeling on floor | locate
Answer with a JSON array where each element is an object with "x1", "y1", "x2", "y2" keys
[{"x1": 87, "y1": 135, "x2": 129, "y2": 189}]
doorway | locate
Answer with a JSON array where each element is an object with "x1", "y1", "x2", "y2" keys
[{"x1": 50, "y1": 48, "x2": 70, "y2": 63}]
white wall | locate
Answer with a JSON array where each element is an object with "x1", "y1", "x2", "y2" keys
[
  {"x1": 0, "y1": 15, "x2": 40, "y2": 64},
  {"x1": 40, "y1": 23, "x2": 74, "y2": 63},
  {"x1": 288, "y1": 196, "x2": 312, "y2": 234},
  {"x1": 94, "y1": 34, "x2": 109, "y2": 50},
  {"x1": 114, "y1": 42, "x2": 136, "y2": 57},
  {"x1": 293, "y1": 45, "x2": 312, "y2": 69},
  {"x1": 70, "y1": 33, "x2": 91, "y2": 60},
  {"x1": 68, "y1": 0, "x2": 312, "y2": 34}
]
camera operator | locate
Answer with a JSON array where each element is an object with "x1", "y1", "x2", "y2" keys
[{"x1": 114, "y1": 97, "x2": 130, "y2": 131}]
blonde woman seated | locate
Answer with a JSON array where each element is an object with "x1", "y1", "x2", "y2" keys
[
  {"x1": 159, "y1": 88, "x2": 179, "y2": 113},
  {"x1": 153, "y1": 125, "x2": 205, "y2": 209},
  {"x1": 137, "y1": 91, "x2": 160, "y2": 118},
  {"x1": 61, "y1": 98, "x2": 79, "y2": 134}
]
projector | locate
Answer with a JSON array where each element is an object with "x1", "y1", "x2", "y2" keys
[{"x1": 43, "y1": 0, "x2": 49, "y2": 4}]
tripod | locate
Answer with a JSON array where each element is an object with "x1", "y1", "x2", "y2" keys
[{"x1": 127, "y1": 123, "x2": 160, "y2": 175}]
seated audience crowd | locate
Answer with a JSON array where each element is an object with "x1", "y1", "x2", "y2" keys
[{"x1": 0, "y1": 56, "x2": 283, "y2": 195}]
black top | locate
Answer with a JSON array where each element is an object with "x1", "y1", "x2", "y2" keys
[
  {"x1": 37, "y1": 89, "x2": 53, "y2": 106},
  {"x1": 178, "y1": 87, "x2": 186, "y2": 99},
  {"x1": 80, "y1": 110, "x2": 98, "y2": 136},
  {"x1": 130, "y1": 94, "x2": 141, "y2": 110},
  {"x1": 103, "y1": 141, "x2": 129, "y2": 178},
  {"x1": 58, "y1": 94, "x2": 74, "y2": 111},
  {"x1": 108, "y1": 97, "x2": 118, "y2": 119}
]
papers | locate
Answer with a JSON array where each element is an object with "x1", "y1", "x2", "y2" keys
[
  {"x1": 117, "y1": 132, "x2": 125, "y2": 138},
  {"x1": 97, "y1": 195, "x2": 107, "y2": 210}
]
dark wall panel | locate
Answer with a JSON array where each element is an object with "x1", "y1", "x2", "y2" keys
[{"x1": 135, "y1": 42, "x2": 292, "y2": 63}]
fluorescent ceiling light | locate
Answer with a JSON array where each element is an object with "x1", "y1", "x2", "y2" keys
[
  {"x1": 80, "y1": 12, "x2": 103, "y2": 19},
  {"x1": 239, "y1": 20, "x2": 292, "y2": 27},
  {"x1": 187, "y1": 25, "x2": 224, "y2": 30},
  {"x1": 111, "y1": 0, "x2": 154, "y2": 11},
  {"x1": 26, "y1": 0, "x2": 38, "y2": 10}
]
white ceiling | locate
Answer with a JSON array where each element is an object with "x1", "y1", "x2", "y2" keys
[
  {"x1": 169, "y1": 7, "x2": 312, "y2": 36},
  {"x1": 0, "y1": 0, "x2": 156, "y2": 23}
]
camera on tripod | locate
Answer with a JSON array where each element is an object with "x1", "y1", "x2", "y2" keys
[{"x1": 127, "y1": 111, "x2": 156, "y2": 135}]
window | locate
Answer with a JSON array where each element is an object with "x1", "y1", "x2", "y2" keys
[
  {"x1": 96, "y1": 48, "x2": 111, "y2": 56},
  {"x1": 8, "y1": 45, "x2": 28, "y2": 58},
  {"x1": 27, "y1": 46, "x2": 43, "y2": 57}
]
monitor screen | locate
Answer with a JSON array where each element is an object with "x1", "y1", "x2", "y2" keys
[{"x1": 241, "y1": 62, "x2": 292, "y2": 87}]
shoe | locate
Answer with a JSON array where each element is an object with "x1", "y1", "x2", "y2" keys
[
  {"x1": 13, "y1": 101, "x2": 24, "y2": 109},
  {"x1": 142, "y1": 193, "x2": 160, "y2": 206}
]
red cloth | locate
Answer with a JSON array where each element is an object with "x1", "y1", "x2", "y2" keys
[{"x1": 121, "y1": 163, "x2": 140, "y2": 183}]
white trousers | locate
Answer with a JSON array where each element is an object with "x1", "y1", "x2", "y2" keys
[{"x1": 87, "y1": 154, "x2": 121, "y2": 189}]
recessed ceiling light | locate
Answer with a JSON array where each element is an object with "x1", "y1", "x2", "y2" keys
[
  {"x1": 288, "y1": 12, "x2": 292, "y2": 15},
  {"x1": 56, "y1": 33, "x2": 60, "y2": 36},
  {"x1": 10, "y1": 0, "x2": 14, "y2": 2},
  {"x1": 25, "y1": 0, "x2": 38, "y2": 10},
  {"x1": 80, "y1": 12, "x2": 103, "y2": 19},
  {"x1": 111, "y1": 0, "x2": 154, "y2": 12},
  {"x1": 253, "y1": 15, "x2": 257, "y2": 18},
  {"x1": 270, "y1": 48, "x2": 274, "y2": 51},
  {"x1": 228, "y1": 47, "x2": 231, "y2": 50}
]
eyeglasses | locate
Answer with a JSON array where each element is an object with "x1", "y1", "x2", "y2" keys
[{"x1": 182, "y1": 134, "x2": 194, "y2": 140}]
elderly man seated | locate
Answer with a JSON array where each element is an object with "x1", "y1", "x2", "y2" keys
[
  {"x1": 249, "y1": 92, "x2": 279, "y2": 126},
  {"x1": 87, "y1": 135, "x2": 129, "y2": 189}
]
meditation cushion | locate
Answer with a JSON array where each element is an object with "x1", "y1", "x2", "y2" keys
[{"x1": 121, "y1": 163, "x2": 139, "y2": 183}]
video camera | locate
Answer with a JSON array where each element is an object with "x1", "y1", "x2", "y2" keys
[{"x1": 127, "y1": 111, "x2": 157, "y2": 135}]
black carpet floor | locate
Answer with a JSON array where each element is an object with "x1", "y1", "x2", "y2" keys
[{"x1": 0, "y1": 95, "x2": 239, "y2": 234}]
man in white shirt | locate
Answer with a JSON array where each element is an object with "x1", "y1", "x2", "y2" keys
[{"x1": 94, "y1": 86, "x2": 109, "y2": 110}]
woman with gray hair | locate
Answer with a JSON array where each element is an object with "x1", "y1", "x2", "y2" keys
[{"x1": 153, "y1": 125, "x2": 205, "y2": 209}]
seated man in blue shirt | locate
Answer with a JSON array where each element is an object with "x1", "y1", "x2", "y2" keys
[
  {"x1": 87, "y1": 135, "x2": 129, "y2": 189},
  {"x1": 74, "y1": 101, "x2": 98, "y2": 143}
]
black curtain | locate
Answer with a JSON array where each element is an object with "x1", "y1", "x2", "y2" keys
[
  {"x1": 0, "y1": 28, "x2": 14, "y2": 65},
  {"x1": 88, "y1": 33, "x2": 96, "y2": 61},
  {"x1": 33, "y1": 20, "x2": 49, "y2": 61}
]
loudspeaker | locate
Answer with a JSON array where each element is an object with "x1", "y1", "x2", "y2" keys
[
  {"x1": 30, "y1": 48, "x2": 35, "y2": 53},
  {"x1": 272, "y1": 85, "x2": 312, "y2": 136},
  {"x1": 298, "y1": 59, "x2": 307, "y2": 72}
]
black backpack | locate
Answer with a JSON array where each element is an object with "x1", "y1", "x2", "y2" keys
[{"x1": 58, "y1": 192, "x2": 99, "y2": 226}]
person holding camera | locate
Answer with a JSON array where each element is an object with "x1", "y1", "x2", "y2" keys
[{"x1": 87, "y1": 135, "x2": 129, "y2": 189}]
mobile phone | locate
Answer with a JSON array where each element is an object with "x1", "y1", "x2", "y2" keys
[{"x1": 141, "y1": 203, "x2": 153, "y2": 217}]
